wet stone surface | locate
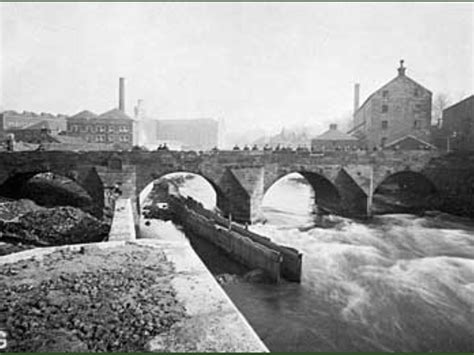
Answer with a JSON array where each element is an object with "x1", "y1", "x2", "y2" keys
[{"x1": 0, "y1": 244, "x2": 188, "y2": 352}]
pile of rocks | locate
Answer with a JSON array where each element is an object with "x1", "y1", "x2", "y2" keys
[
  {"x1": 0, "y1": 206, "x2": 109, "y2": 247},
  {"x1": 0, "y1": 199, "x2": 43, "y2": 222},
  {"x1": 1, "y1": 245, "x2": 188, "y2": 352}
]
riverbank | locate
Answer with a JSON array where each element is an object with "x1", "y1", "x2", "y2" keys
[
  {"x1": 139, "y1": 218, "x2": 268, "y2": 351},
  {"x1": 0, "y1": 199, "x2": 109, "y2": 256},
  {"x1": 1, "y1": 217, "x2": 268, "y2": 352},
  {"x1": 1, "y1": 242, "x2": 186, "y2": 351}
]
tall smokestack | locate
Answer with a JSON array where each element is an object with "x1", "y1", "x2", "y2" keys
[
  {"x1": 119, "y1": 77, "x2": 125, "y2": 112},
  {"x1": 353, "y1": 83, "x2": 360, "y2": 115}
]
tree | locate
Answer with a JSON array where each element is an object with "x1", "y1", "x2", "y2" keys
[{"x1": 432, "y1": 93, "x2": 451, "y2": 126}]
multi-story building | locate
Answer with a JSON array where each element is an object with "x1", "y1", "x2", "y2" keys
[
  {"x1": 66, "y1": 108, "x2": 134, "y2": 149},
  {"x1": 0, "y1": 111, "x2": 67, "y2": 134},
  {"x1": 348, "y1": 61, "x2": 432, "y2": 150},
  {"x1": 311, "y1": 124, "x2": 359, "y2": 152},
  {"x1": 441, "y1": 95, "x2": 474, "y2": 151}
]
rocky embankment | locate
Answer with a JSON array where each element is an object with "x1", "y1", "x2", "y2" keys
[
  {"x1": 0, "y1": 199, "x2": 110, "y2": 256},
  {"x1": 0, "y1": 244, "x2": 188, "y2": 351}
]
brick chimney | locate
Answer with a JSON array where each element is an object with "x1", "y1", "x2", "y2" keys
[
  {"x1": 119, "y1": 77, "x2": 125, "y2": 112},
  {"x1": 353, "y1": 83, "x2": 360, "y2": 114},
  {"x1": 397, "y1": 59, "x2": 406, "y2": 76},
  {"x1": 329, "y1": 123, "x2": 338, "y2": 130}
]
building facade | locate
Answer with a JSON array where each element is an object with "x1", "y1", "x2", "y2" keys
[
  {"x1": 66, "y1": 109, "x2": 134, "y2": 149},
  {"x1": 349, "y1": 61, "x2": 432, "y2": 150},
  {"x1": 0, "y1": 111, "x2": 67, "y2": 134},
  {"x1": 441, "y1": 95, "x2": 474, "y2": 151},
  {"x1": 311, "y1": 124, "x2": 359, "y2": 152}
]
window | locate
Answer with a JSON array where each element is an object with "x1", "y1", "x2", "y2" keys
[
  {"x1": 382, "y1": 90, "x2": 389, "y2": 98},
  {"x1": 108, "y1": 135, "x2": 114, "y2": 142},
  {"x1": 381, "y1": 121, "x2": 388, "y2": 129},
  {"x1": 381, "y1": 137, "x2": 387, "y2": 147},
  {"x1": 98, "y1": 125, "x2": 106, "y2": 132},
  {"x1": 96, "y1": 134, "x2": 106, "y2": 142},
  {"x1": 108, "y1": 125, "x2": 115, "y2": 133},
  {"x1": 414, "y1": 120, "x2": 421, "y2": 129},
  {"x1": 119, "y1": 125, "x2": 129, "y2": 133},
  {"x1": 71, "y1": 125, "x2": 79, "y2": 132},
  {"x1": 382, "y1": 105, "x2": 388, "y2": 113},
  {"x1": 414, "y1": 89, "x2": 419, "y2": 97}
]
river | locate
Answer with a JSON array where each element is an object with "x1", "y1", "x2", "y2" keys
[{"x1": 147, "y1": 173, "x2": 474, "y2": 352}]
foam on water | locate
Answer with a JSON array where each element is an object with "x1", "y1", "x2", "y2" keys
[{"x1": 143, "y1": 173, "x2": 474, "y2": 351}]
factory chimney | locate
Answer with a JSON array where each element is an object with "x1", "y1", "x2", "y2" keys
[
  {"x1": 119, "y1": 77, "x2": 125, "y2": 112},
  {"x1": 353, "y1": 83, "x2": 360, "y2": 115}
]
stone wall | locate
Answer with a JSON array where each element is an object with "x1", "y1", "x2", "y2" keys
[
  {"x1": 108, "y1": 198, "x2": 136, "y2": 241},
  {"x1": 353, "y1": 73, "x2": 432, "y2": 150},
  {"x1": 442, "y1": 95, "x2": 474, "y2": 151},
  {"x1": 1, "y1": 150, "x2": 473, "y2": 221}
]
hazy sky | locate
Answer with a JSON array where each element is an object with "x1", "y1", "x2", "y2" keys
[{"x1": 1, "y1": 2, "x2": 473, "y2": 135}]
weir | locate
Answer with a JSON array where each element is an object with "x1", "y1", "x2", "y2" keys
[{"x1": 161, "y1": 194, "x2": 303, "y2": 283}]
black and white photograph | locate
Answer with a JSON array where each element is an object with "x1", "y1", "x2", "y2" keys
[{"x1": 0, "y1": 2, "x2": 473, "y2": 352}]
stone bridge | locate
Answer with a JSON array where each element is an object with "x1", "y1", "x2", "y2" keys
[{"x1": 0, "y1": 150, "x2": 473, "y2": 223}]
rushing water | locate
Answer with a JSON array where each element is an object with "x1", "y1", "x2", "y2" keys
[{"x1": 148, "y1": 173, "x2": 474, "y2": 352}]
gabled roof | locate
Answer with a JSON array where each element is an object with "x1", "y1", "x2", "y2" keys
[
  {"x1": 443, "y1": 95, "x2": 474, "y2": 112},
  {"x1": 69, "y1": 110, "x2": 98, "y2": 120},
  {"x1": 355, "y1": 73, "x2": 432, "y2": 116},
  {"x1": 386, "y1": 134, "x2": 436, "y2": 149},
  {"x1": 313, "y1": 128, "x2": 358, "y2": 141},
  {"x1": 97, "y1": 108, "x2": 133, "y2": 121}
]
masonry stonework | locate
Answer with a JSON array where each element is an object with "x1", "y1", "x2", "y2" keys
[
  {"x1": 351, "y1": 61, "x2": 432, "y2": 150},
  {"x1": 0, "y1": 150, "x2": 472, "y2": 223}
]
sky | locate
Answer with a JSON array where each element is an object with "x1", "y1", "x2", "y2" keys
[{"x1": 1, "y1": 2, "x2": 473, "y2": 136}]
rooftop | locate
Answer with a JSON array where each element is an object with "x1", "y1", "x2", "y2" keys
[
  {"x1": 97, "y1": 108, "x2": 133, "y2": 121},
  {"x1": 69, "y1": 110, "x2": 98, "y2": 120},
  {"x1": 313, "y1": 124, "x2": 358, "y2": 141}
]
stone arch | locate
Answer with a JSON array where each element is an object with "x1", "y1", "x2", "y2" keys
[
  {"x1": 138, "y1": 170, "x2": 220, "y2": 212},
  {"x1": 0, "y1": 167, "x2": 104, "y2": 218},
  {"x1": 264, "y1": 170, "x2": 342, "y2": 215},
  {"x1": 373, "y1": 170, "x2": 439, "y2": 214}
]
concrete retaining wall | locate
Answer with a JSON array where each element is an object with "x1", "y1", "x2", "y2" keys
[
  {"x1": 0, "y1": 239, "x2": 268, "y2": 352},
  {"x1": 139, "y1": 220, "x2": 269, "y2": 351},
  {"x1": 184, "y1": 210, "x2": 282, "y2": 283},
  {"x1": 173, "y1": 196, "x2": 302, "y2": 282},
  {"x1": 108, "y1": 198, "x2": 136, "y2": 241}
]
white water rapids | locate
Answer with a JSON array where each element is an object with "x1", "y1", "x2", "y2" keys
[{"x1": 146, "y1": 173, "x2": 474, "y2": 351}]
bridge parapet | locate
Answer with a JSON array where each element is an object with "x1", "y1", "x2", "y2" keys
[{"x1": 0, "y1": 150, "x2": 473, "y2": 222}]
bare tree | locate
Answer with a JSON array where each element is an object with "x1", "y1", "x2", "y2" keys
[{"x1": 432, "y1": 93, "x2": 451, "y2": 126}]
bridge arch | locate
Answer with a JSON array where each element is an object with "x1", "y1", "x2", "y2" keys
[
  {"x1": 138, "y1": 171, "x2": 219, "y2": 212},
  {"x1": 264, "y1": 170, "x2": 342, "y2": 215},
  {"x1": 373, "y1": 170, "x2": 439, "y2": 214},
  {"x1": 0, "y1": 168, "x2": 104, "y2": 218}
]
